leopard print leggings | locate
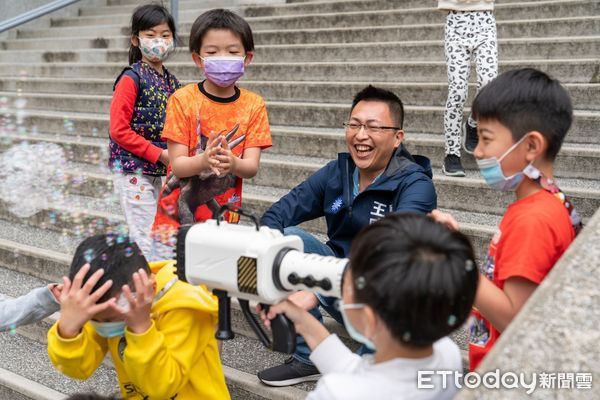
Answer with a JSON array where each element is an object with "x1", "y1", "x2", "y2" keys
[{"x1": 444, "y1": 11, "x2": 498, "y2": 156}]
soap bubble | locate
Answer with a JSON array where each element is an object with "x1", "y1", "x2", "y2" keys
[
  {"x1": 101, "y1": 253, "x2": 108, "y2": 261},
  {"x1": 447, "y1": 315, "x2": 457, "y2": 326},
  {"x1": 124, "y1": 247, "x2": 133, "y2": 257},
  {"x1": 9, "y1": 324, "x2": 17, "y2": 335},
  {"x1": 0, "y1": 142, "x2": 67, "y2": 218},
  {"x1": 84, "y1": 248, "x2": 95, "y2": 263}
]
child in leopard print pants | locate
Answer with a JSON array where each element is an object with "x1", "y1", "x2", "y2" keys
[{"x1": 439, "y1": 0, "x2": 498, "y2": 176}]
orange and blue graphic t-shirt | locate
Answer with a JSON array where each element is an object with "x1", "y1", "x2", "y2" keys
[
  {"x1": 152, "y1": 82, "x2": 271, "y2": 240},
  {"x1": 468, "y1": 190, "x2": 575, "y2": 370}
]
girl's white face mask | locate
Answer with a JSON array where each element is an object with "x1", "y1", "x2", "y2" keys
[{"x1": 138, "y1": 37, "x2": 174, "y2": 62}]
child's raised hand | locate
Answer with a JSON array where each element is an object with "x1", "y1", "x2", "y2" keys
[
  {"x1": 57, "y1": 264, "x2": 115, "y2": 339},
  {"x1": 111, "y1": 269, "x2": 155, "y2": 334},
  {"x1": 214, "y1": 136, "x2": 237, "y2": 176},
  {"x1": 203, "y1": 134, "x2": 223, "y2": 176}
]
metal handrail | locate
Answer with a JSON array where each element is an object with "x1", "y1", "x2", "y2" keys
[
  {"x1": 0, "y1": 0, "x2": 180, "y2": 34},
  {"x1": 0, "y1": 0, "x2": 83, "y2": 33}
]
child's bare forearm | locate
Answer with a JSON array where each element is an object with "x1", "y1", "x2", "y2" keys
[
  {"x1": 170, "y1": 153, "x2": 210, "y2": 178},
  {"x1": 474, "y1": 275, "x2": 537, "y2": 333},
  {"x1": 232, "y1": 156, "x2": 259, "y2": 179}
]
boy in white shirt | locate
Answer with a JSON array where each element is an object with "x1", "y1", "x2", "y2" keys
[{"x1": 261, "y1": 212, "x2": 479, "y2": 399}]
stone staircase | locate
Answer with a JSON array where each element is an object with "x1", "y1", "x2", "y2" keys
[{"x1": 0, "y1": 0, "x2": 598, "y2": 398}]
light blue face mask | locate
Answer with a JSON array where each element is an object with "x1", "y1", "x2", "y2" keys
[
  {"x1": 339, "y1": 302, "x2": 376, "y2": 351},
  {"x1": 476, "y1": 135, "x2": 532, "y2": 192},
  {"x1": 90, "y1": 320, "x2": 126, "y2": 338}
]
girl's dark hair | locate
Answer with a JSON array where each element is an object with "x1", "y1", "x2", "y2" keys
[
  {"x1": 69, "y1": 234, "x2": 150, "y2": 303},
  {"x1": 349, "y1": 213, "x2": 479, "y2": 347},
  {"x1": 129, "y1": 4, "x2": 177, "y2": 65},
  {"x1": 189, "y1": 9, "x2": 254, "y2": 53}
]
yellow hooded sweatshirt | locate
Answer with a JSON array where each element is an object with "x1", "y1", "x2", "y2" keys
[{"x1": 47, "y1": 261, "x2": 230, "y2": 400}]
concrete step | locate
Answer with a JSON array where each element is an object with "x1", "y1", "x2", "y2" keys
[
  {"x1": 0, "y1": 366, "x2": 64, "y2": 400},
  {"x1": 14, "y1": 16, "x2": 600, "y2": 45},
  {"x1": 76, "y1": 0, "x2": 573, "y2": 17},
  {"x1": 45, "y1": 1, "x2": 598, "y2": 30},
  {"x1": 0, "y1": 331, "x2": 119, "y2": 398},
  {"x1": 3, "y1": 126, "x2": 598, "y2": 182},
  {"x1": 0, "y1": 58, "x2": 596, "y2": 85},
  {"x1": 2, "y1": 95, "x2": 599, "y2": 144},
  {"x1": 2, "y1": 78, "x2": 599, "y2": 112},
  {"x1": 3, "y1": 36, "x2": 599, "y2": 62}
]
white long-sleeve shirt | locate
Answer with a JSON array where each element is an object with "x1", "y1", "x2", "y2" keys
[
  {"x1": 307, "y1": 335, "x2": 462, "y2": 400},
  {"x1": 0, "y1": 286, "x2": 59, "y2": 331}
]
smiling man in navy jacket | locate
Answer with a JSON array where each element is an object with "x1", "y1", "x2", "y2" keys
[{"x1": 258, "y1": 85, "x2": 438, "y2": 387}]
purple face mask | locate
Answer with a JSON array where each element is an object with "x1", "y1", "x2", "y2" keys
[{"x1": 201, "y1": 56, "x2": 245, "y2": 87}]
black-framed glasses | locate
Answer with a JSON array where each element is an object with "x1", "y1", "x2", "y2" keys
[{"x1": 343, "y1": 122, "x2": 401, "y2": 134}]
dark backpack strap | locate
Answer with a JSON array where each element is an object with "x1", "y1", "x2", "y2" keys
[{"x1": 113, "y1": 67, "x2": 140, "y2": 92}]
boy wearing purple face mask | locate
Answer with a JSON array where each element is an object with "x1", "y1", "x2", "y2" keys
[{"x1": 152, "y1": 9, "x2": 272, "y2": 249}]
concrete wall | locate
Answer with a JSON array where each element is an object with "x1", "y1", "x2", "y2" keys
[
  {"x1": 457, "y1": 208, "x2": 600, "y2": 399},
  {"x1": 0, "y1": 0, "x2": 106, "y2": 39}
]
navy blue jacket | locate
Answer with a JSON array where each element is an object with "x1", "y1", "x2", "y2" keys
[{"x1": 260, "y1": 146, "x2": 437, "y2": 257}]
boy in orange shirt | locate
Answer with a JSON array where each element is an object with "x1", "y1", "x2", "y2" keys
[
  {"x1": 152, "y1": 9, "x2": 271, "y2": 257},
  {"x1": 433, "y1": 68, "x2": 581, "y2": 371}
]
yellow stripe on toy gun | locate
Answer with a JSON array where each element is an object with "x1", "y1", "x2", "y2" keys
[{"x1": 237, "y1": 256, "x2": 258, "y2": 295}]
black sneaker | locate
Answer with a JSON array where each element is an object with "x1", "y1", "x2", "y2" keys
[
  {"x1": 463, "y1": 121, "x2": 478, "y2": 154},
  {"x1": 257, "y1": 357, "x2": 321, "y2": 387},
  {"x1": 442, "y1": 154, "x2": 466, "y2": 177}
]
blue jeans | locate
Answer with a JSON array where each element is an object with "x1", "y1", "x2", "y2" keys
[{"x1": 283, "y1": 227, "x2": 374, "y2": 365}]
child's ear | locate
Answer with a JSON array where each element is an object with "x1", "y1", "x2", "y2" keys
[
  {"x1": 192, "y1": 52, "x2": 203, "y2": 69},
  {"x1": 363, "y1": 305, "x2": 378, "y2": 340},
  {"x1": 244, "y1": 52, "x2": 254, "y2": 66},
  {"x1": 131, "y1": 35, "x2": 139, "y2": 48},
  {"x1": 525, "y1": 131, "x2": 547, "y2": 162}
]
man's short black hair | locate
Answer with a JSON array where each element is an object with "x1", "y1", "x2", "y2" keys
[
  {"x1": 350, "y1": 85, "x2": 404, "y2": 129},
  {"x1": 189, "y1": 9, "x2": 254, "y2": 53},
  {"x1": 69, "y1": 234, "x2": 150, "y2": 303},
  {"x1": 349, "y1": 213, "x2": 478, "y2": 347},
  {"x1": 472, "y1": 68, "x2": 573, "y2": 161}
]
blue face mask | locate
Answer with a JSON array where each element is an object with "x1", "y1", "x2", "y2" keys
[
  {"x1": 90, "y1": 320, "x2": 126, "y2": 338},
  {"x1": 339, "y1": 302, "x2": 376, "y2": 351},
  {"x1": 476, "y1": 135, "x2": 532, "y2": 192}
]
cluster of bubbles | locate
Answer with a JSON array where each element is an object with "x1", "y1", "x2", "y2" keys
[
  {"x1": 0, "y1": 142, "x2": 68, "y2": 218},
  {"x1": 0, "y1": 90, "x2": 179, "y2": 267}
]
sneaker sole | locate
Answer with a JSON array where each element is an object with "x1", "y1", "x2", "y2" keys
[
  {"x1": 442, "y1": 165, "x2": 466, "y2": 177},
  {"x1": 258, "y1": 373, "x2": 322, "y2": 387}
]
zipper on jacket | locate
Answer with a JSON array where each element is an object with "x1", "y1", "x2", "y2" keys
[{"x1": 346, "y1": 159, "x2": 353, "y2": 220}]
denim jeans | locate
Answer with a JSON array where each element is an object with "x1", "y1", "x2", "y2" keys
[{"x1": 283, "y1": 227, "x2": 374, "y2": 365}]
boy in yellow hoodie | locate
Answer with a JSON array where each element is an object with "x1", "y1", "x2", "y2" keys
[{"x1": 47, "y1": 234, "x2": 230, "y2": 400}]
